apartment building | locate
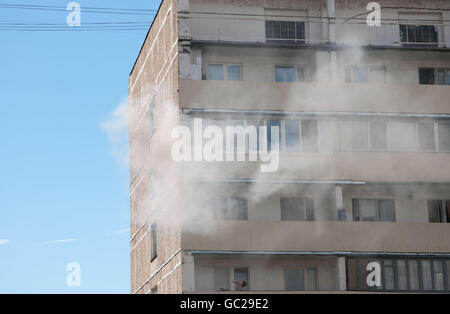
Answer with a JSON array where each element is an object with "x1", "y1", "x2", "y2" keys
[{"x1": 129, "y1": 0, "x2": 450, "y2": 294}]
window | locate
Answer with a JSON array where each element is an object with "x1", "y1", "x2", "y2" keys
[
  {"x1": 265, "y1": 21, "x2": 305, "y2": 43},
  {"x1": 302, "y1": 120, "x2": 319, "y2": 153},
  {"x1": 370, "y1": 121, "x2": 387, "y2": 150},
  {"x1": 418, "y1": 123, "x2": 435, "y2": 150},
  {"x1": 341, "y1": 121, "x2": 369, "y2": 150},
  {"x1": 438, "y1": 123, "x2": 450, "y2": 150},
  {"x1": 215, "y1": 268, "x2": 231, "y2": 291},
  {"x1": 419, "y1": 68, "x2": 450, "y2": 85},
  {"x1": 388, "y1": 122, "x2": 417, "y2": 151},
  {"x1": 341, "y1": 120, "x2": 444, "y2": 152},
  {"x1": 346, "y1": 66, "x2": 368, "y2": 83},
  {"x1": 397, "y1": 260, "x2": 408, "y2": 291},
  {"x1": 208, "y1": 64, "x2": 241, "y2": 81},
  {"x1": 285, "y1": 120, "x2": 300, "y2": 153},
  {"x1": 384, "y1": 260, "x2": 395, "y2": 290},
  {"x1": 345, "y1": 66, "x2": 386, "y2": 84},
  {"x1": 352, "y1": 199, "x2": 395, "y2": 222},
  {"x1": 281, "y1": 198, "x2": 314, "y2": 221},
  {"x1": 421, "y1": 260, "x2": 433, "y2": 291},
  {"x1": 428, "y1": 200, "x2": 450, "y2": 223},
  {"x1": 434, "y1": 260, "x2": 445, "y2": 291},
  {"x1": 347, "y1": 258, "x2": 450, "y2": 292},
  {"x1": 213, "y1": 197, "x2": 248, "y2": 221},
  {"x1": 151, "y1": 222, "x2": 157, "y2": 262},
  {"x1": 284, "y1": 268, "x2": 316, "y2": 291},
  {"x1": 267, "y1": 120, "x2": 281, "y2": 152},
  {"x1": 208, "y1": 64, "x2": 223, "y2": 80},
  {"x1": 215, "y1": 267, "x2": 249, "y2": 291},
  {"x1": 400, "y1": 24, "x2": 438, "y2": 46},
  {"x1": 234, "y1": 268, "x2": 249, "y2": 291},
  {"x1": 408, "y1": 260, "x2": 420, "y2": 290},
  {"x1": 275, "y1": 65, "x2": 305, "y2": 82}
]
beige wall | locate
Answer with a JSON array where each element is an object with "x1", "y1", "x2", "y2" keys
[
  {"x1": 183, "y1": 182, "x2": 450, "y2": 223},
  {"x1": 129, "y1": 0, "x2": 182, "y2": 294},
  {"x1": 183, "y1": 0, "x2": 450, "y2": 47},
  {"x1": 182, "y1": 220, "x2": 450, "y2": 253},
  {"x1": 194, "y1": 255, "x2": 339, "y2": 292}
]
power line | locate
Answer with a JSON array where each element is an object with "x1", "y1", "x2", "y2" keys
[{"x1": 0, "y1": 3, "x2": 158, "y2": 16}]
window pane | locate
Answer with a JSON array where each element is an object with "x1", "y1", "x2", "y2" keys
[
  {"x1": 213, "y1": 197, "x2": 229, "y2": 220},
  {"x1": 379, "y1": 200, "x2": 395, "y2": 222},
  {"x1": 301, "y1": 120, "x2": 319, "y2": 153},
  {"x1": 353, "y1": 66, "x2": 369, "y2": 83},
  {"x1": 285, "y1": 120, "x2": 300, "y2": 153},
  {"x1": 345, "y1": 66, "x2": 352, "y2": 83},
  {"x1": 307, "y1": 269, "x2": 317, "y2": 291},
  {"x1": 397, "y1": 260, "x2": 408, "y2": 290},
  {"x1": 421, "y1": 260, "x2": 433, "y2": 291},
  {"x1": 295, "y1": 22, "x2": 305, "y2": 40},
  {"x1": 229, "y1": 197, "x2": 248, "y2": 220},
  {"x1": 281, "y1": 198, "x2": 306, "y2": 221},
  {"x1": 418, "y1": 123, "x2": 435, "y2": 151},
  {"x1": 433, "y1": 261, "x2": 444, "y2": 291},
  {"x1": 369, "y1": 66, "x2": 386, "y2": 83},
  {"x1": 352, "y1": 199, "x2": 361, "y2": 221},
  {"x1": 209, "y1": 64, "x2": 224, "y2": 80},
  {"x1": 419, "y1": 68, "x2": 435, "y2": 85},
  {"x1": 267, "y1": 120, "x2": 281, "y2": 151},
  {"x1": 399, "y1": 25, "x2": 407, "y2": 43},
  {"x1": 428, "y1": 200, "x2": 443, "y2": 223},
  {"x1": 306, "y1": 198, "x2": 315, "y2": 222},
  {"x1": 284, "y1": 269, "x2": 305, "y2": 291},
  {"x1": 359, "y1": 200, "x2": 377, "y2": 222},
  {"x1": 275, "y1": 66, "x2": 296, "y2": 82},
  {"x1": 437, "y1": 69, "x2": 446, "y2": 85},
  {"x1": 438, "y1": 123, "x2": 450, "y2": 150},
  {"x1": 347, "y1": 259, "x2": 358, "y2": 289},
  {"x1": 447, "y1": 70, "x2": 450, "y2": 85},
  {"x1": 234, "y1": 268, "x2": 249, "y2": 291},
  {"x1": 370, "y1": 121, "x2": 387, "y2": 150},
  {"x1": 297, "y1": 67, "x2": 306, "y2": 82},
  {"x1": 388, "y1": 122, "x2": 417, "y2": 150},
  {"x1": 384, "y1": 262, "x2": 395, "y2": 290},
  {"x1": 227, "y1": 65, "x2": 241, "y2": 81},
  {"x1": 341, "y1": 121, "x2": 369, "y2": 150},
  {"x1": 215, "y1": 268, "x2": 231, "y2": 291},
  {"x1": 408, "y1": 260, "x2": 419, "y2": 290}
]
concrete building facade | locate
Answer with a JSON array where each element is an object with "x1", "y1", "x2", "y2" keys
[{"x1": 129, "y1": 0, "x2": 450, "y2": 294}]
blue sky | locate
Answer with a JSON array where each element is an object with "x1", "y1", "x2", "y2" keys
[{"x1": 0, "y1": 0, "x2": 160, "y2": 293}]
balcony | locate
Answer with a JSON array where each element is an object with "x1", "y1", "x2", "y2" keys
[
  {"x1": 181, "y1": 221, "x2": 450, "y2": 253},
  {"x1": 179, "y1": 79, "x2": 450, "y2": 114}
]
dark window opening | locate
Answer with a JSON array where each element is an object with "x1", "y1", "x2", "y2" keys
[
  {"x1": 281, "y1": 198, "x2": 314, "y2": 221},
  {"x1": 400, "y1": 25, "x2": 438, "y2": 46},
  {"x1": 347, "y1": 257, "x2": 450, "y2": 292},
  {"x1": 266, "y1": 21, "x2": 305, "y2": 44},
  {"x1": 213, "y1": 197, "x2": 248, "y2": 221},
  {"x1": 151, "y1": 222, "x2": 157, "y2": 262}
]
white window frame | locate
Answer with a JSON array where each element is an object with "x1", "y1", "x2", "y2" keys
[
  {"x1": 214, "y1": 267, "x2": 250, "y2": 291},
  {"x1": 283, "y1": 267, "x2": 317, "y2": 291},
  {"x1": 265, "y1": 118, "x2": 326, "y2": 155},
  {"x1": 274, "y1": 64, "x2": 307, "y2": 83},
  {"x1": 207, "y1": 63, "x2": 242, "y2": 81}
]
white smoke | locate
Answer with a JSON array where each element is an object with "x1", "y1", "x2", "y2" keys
[{"x1": 100, "y1": 99, "x2": 129, "y2": 167}]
